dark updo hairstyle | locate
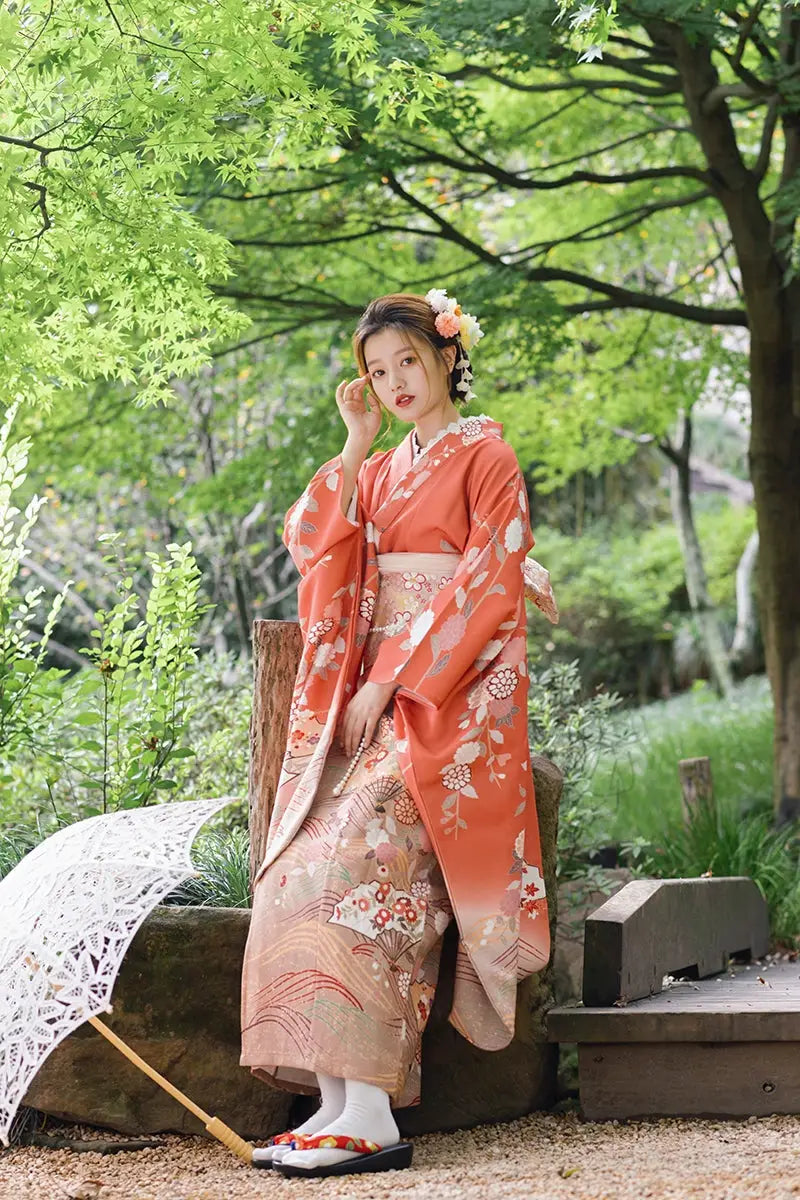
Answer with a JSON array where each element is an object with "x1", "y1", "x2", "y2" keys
[{"x1": 352, "y1": 293, "x2": 474, "y2": 419}]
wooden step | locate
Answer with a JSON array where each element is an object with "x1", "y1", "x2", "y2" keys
[{"x1": 546, "y1": 877, "x2": 800, "y2": 1118}]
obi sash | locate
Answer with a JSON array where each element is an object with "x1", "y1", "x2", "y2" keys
[{"x1": 376, "y1": 551, "x2": 559, "y2": 624}]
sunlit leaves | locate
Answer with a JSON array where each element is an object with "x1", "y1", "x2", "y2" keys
[{"x1": 1, "y1": 0, "x2": 441, "y2": 406}]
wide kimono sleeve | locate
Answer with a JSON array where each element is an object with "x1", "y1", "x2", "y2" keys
[
  {"x1": 283, "y1": 453, "x2": 361, "y2": 576},
  {"x1": 281, "y1": 453, "x2": 369, "y2": 661},
  {"x1": 367, "y1": 439, "x2": 534, "y2": 709}
]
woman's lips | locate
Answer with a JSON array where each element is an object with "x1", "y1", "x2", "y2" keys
[{"x1": 396, "y1": 395, "x2": 414, "y2": 408}]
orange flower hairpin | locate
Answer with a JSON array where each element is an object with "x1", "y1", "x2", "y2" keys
[{"x1": 425, "y1": 288, "x2": 484, "y2": 351}]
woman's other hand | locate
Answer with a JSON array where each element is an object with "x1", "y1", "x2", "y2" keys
[
  {"x1": 339, "y1": 679, "x2": 398, "y2": 758},
  {"x1": 336, "y1": 374, "x2": 382, "y2": 449}
]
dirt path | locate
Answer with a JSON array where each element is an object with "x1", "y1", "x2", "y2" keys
[{"x1": 1, "y1": 1111, "x2": 798, "y2": 1200}]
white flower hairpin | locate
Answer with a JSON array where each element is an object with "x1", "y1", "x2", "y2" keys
[
  {"x1": 424, "y1": 288, "x2": 484, "y2": 350},
  {"x1": 425, "y1": 287, "x2": 483, "y2": 402}
]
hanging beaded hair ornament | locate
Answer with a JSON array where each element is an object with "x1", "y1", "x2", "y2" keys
[
  {"x1": 332, "y1": 288, "x2": 484, "y2": 798},
  {"x1": 425, "y1": 287, "x2": 484, "y2": 404}
]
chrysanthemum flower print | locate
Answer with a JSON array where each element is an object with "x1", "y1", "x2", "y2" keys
[
  {"x1": 439, "y1": 613, "x2": 467, "y2": 651},
  {"x1": 486, "y1": 665, "x2": 518, "y2": 700},
  {"x1": 394, "y1": 791, "x2": 421, "y2": 825},
  {"x1": 453, "y1": 740, "x2": 482, "y2": 765},
  {"x1": 441, "y1": 762, "x2": 472, "y2": 791},
  {"x1": 503, "y1": 515, "x2": 523, "y2": 553},
  {"x1": 312, "y1": 642, "x2": 338, "y2": 670},
  {"x1": 308, "y1": 618, "x2": 335, "y2": 644}
]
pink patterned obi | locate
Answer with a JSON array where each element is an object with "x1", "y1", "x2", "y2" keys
[
  {"x1": 375, "y1": 550, "x2": 558, "y2": 622},
  {"x1": 361, "y1": 554, "x2": 459, "y2": 678},
  {"x1": 361, "y1": 550, "x2": 558, "y2": 682}
]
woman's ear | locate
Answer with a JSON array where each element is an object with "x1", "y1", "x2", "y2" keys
[{"x1": 441, "y1": 344, "x2": 457, "y2": 374}]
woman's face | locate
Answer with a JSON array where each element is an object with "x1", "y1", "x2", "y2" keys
[{"x1": 363, "y1": 327, "x2": 453, "y2": 420}]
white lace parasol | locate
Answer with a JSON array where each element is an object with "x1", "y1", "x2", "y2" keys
[{"x1": 0, "y1": 797, "x2": 244, "y2": 1152}]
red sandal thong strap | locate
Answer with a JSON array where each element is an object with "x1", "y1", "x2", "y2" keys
[
  {"x1": 290, "y1": 1133, "x2": 382, "y2": 1154},
  {"x1": 268, "y1": 1130, "x2": 297, "y2": 1146}
]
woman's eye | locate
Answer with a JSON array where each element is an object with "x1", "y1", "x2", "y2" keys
[
  {"x1": 371, "y1": 369, "x2": 384, "y2": 378},
  {"x1": 402, "y1": 356, "x2": 415, "y2": 365}
]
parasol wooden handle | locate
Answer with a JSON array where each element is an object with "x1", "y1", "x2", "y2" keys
[{"x1": 88, "y1": 1015, "x2": 254, "y2": 1164}]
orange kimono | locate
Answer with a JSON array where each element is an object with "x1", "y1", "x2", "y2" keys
[{"x1": 245, "y1": 413, "x2": 550, "y2": 1070}]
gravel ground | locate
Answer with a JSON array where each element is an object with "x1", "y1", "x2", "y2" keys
[{"x1": 1, "y1": 1112, "x2": 798, "y2": 1200}]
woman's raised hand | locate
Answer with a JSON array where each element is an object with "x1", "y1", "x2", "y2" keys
[{"x1": 336, "y1": 374, "x2": 382, "y2": 448}]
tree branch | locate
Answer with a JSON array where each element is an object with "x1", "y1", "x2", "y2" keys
[
  {"x1": 383, "y1": 170, "x2": 497, "y2": 264},
  {"x1": 508, "y1": 189, "x2": 712, "y2": 258},
  {"x1": 589, "y1": 52, "x2": 680, "y2": 86},
  {"x1": 701, "y1": 82, "x2": 771, "y2": 114},
  {"x1": 397, "y1": 137, "x2": 709, "y2": 188},
  {"x1": 440, "y1": 63, "x2": 681, "y2": 97},
  {"x1": 20, "y1": 181, "x2": 51, "y2": 241},
  {"x1": 548, "y1": 266, "x2": 747, "y2": 325}
]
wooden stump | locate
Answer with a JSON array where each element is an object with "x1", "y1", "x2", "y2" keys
[
  {"x1": 248, "y1": 619, "x2": 303, "y2": 889},
  {"x1": 678, "y1": 755, "x2": 716, "y2": 825}
]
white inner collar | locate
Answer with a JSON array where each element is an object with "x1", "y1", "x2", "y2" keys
[{"x1": 410, "y1": 413, "x2": 490, "y2": 463}]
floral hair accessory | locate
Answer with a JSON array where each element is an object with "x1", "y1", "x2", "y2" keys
[{"x1": 425, "y1": 288, "x2": 484, "y2": 352}]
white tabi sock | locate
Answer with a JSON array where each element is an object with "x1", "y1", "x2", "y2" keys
[
  {"x1": 253, "y1": 1072, "x2": 346, "y2": 1164},
  {"x1": 278, "y1": 1078, "x2": 400, "y2": 1172}
]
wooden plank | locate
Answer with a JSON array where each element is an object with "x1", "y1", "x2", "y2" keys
[
  {"x1": 248, "y1": 619, "x2": 303, "y2": 890},
  {"x1": 548, "y1": 962, "x2": 800, "y2": 1043},
  {"x1": 582, "y1": 877, "x2": 770, "y2": 1006},
  {"x1": 578, "y1": 1041, "x2": 800, "y2": 1119}
]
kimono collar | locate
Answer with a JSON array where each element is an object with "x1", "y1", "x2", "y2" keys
[
  {"x1": 385, "y1": 413, "x2": 501, "y2": 496},
  {"x1": 410, "y1": 412, "x2": 494, "y2": 462}
]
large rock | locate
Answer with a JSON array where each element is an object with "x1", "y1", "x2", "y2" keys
[
  {"x1": 27, "y1": 755, "x2": 562, "y2": 1139},
  {"x1": 24, "y1": 906, "x2": 293, "y2": 1141}
]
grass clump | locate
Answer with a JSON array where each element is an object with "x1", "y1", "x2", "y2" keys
[
  {"x1": 166, "y1": 826, "x2": 251, "y2": 909},
  {"x1": 587, "y1": 675, "x2": 773, "y2": 843},
  {"x1": 624, "y1": 801, "x2": 800, "y2": 947},
  {"x1": 0, "y1": 825, "x2": 39, "y2": 881}
]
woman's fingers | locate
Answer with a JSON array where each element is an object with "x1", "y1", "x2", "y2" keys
[
  {"x1": 362, "y1": 714, "x2": 378, "y2": 755},
  {"x1": 344, "y1": 374, "x2": 369, "y2": 402},
  {"x1": 341, "y1": 708, "x2": 355, "y2": 758},
  {"x1": 341, "y1": 693, "x2": 383, "y2": 758}
]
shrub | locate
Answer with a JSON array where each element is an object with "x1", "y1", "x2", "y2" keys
[
  {"x1": 527, "y1": 658, "x2": 636, "y2": 881},
  {"x1": 528, "y1": 504, "x2": 759, "y2": 697},
  {"x1": 0, "y1": 403, "x2": 71, "y2": 771}
]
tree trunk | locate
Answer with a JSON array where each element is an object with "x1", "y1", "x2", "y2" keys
[
  {"x1": 668, "y1": 411, "x2": 734, "y2": 699},
  {"x1": 730, "y1": 529, "x2": 760, "y2": 675},
  {"x1": 748, "y1": 314, "x2": 800, "y2": 824},
  {"x1": 645, "y1": 7, "x2": 800, "y2": 822}
]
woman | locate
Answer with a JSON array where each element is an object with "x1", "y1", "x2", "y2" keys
[{"x1": 240, "y1": 290, "x2": 553, "y2": 1179}]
